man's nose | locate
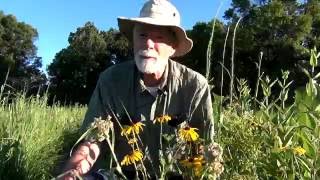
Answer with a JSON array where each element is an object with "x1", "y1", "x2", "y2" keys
[{"x1": 146, "y1": 38, "x2": 155, "y2": 49}]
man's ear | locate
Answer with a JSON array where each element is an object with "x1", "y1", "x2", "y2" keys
[
  {"x1": 169, "y1": 41, "x2": 177, "y2": 57},
  {"x1": 170, "y1": 48, "x2": 176, "y2": 57}
]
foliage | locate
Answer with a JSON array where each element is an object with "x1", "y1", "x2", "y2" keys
[
  {"x1": 1, "y1": 0, "x2": 320, "y2": 179},
  {"x1": 216, "y1": 48, "x2": 320, "y2": 179},
  {"x1": 220, "y1": 0, "x2": 320, "y2": 97},
  {"x1": 50, "y1": 48, "x2": 320, "y2": 180},
  {"x1": 0, "y1": 48, "x2": 319, "y2": 180},
  {"x1": 47, "y1": 22, "x2": 132, "y2": 104},
  {"x1": 0, "y1": 11, "x2": 46, "y2": 94},
  {"x1": 59, "y1": 113, "x2": 222, "y2": 180},
  {"x1": 176, "y1": 20, "x2": 228, "y2": 92},
  {"x1": 44, "y1": 0, "x2": 320, "y2": 103},
  {"x1": 0, "y1": 89, "x2": 85, "y2": 179}
]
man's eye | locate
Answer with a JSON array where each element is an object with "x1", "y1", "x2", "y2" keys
[
  {"x1": 156, "y1": 36, "x2": 163, "y2": 39},
  {"x1": 140, "y1": 33, "x2": 147, "y2": 37}
]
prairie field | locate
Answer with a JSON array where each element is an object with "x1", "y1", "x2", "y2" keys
[{"x1": 0, "y1": 58, "x2": 319, "y2": 179}]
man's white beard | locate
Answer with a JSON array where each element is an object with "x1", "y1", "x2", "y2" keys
[{"x1": 134, "y1": 50, "x2": 167, "y2": 74}]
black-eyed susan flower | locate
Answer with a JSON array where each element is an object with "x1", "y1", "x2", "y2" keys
[
  {"x1": 178, "y1": 126, "x2": 199, "y2": 142},
  {"x1": 293, "y1": 146, "x2": 306, "y2": 156},
  {"x1": 120, "y1": 149, "x2": 144, "y2": 166},
  {"x1": 180, "y1": 155, "x2": 205, "y2": 177},
  {"x1": 180, "y1": 155, "x2": 205, "y2": 167},
  {"x1": 121, "y1": 122, "x2": 145, "y2": 136},
  {"x1": 154, "y1": 115, "x2": 172, "y2": 124},
  {"x1": 180, "y1": 158, "x2": 193, "y2": 168}
]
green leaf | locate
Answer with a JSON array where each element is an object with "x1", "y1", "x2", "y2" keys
[
  {"x1": 162, "y1": 133, "x2": 175, "y2": 143},
  {"x1": 316, "y1": 155, "x2": 320, "y2": 167},
  {"x1": 314, "y1": 72, "x2": 320, "y2": 80},
  {"x1": 306, "y1": 82, "x2": 314, "y2": 97},
  {"x1": 270, "y1": 79, "x2": 278, "y2": 88},
  {"x1": 303, "y1": 141, "x2": 316, "y2": 159},
  {"x1": 284, "y1": 81, "x2": 293, "y2": 89},
  {"x1": 315, "y1": 125, "x2": 320, "y2": 139},
  {"x1": 275, "y1": 135, "x2": 283, "y2": 148},
  {"x1": 315, "y1": 105, "x2": 320, "y2": 112},
  {"x1": 283, "y1": 126, "x2": 297, "y2": 147},
  {"x1": 277, "y1": 159, "x2": 282, "y2": 167},
  {"x1": 295, "y1": 87, "x2": 320, "y2": 113},
  {"x1": 306, "y1": 113, "x2": 317, "y2": 130},
  {"x1": 297, "y1": 156, "x2": 311, "y2": 172},
  {"x1": 310, "y1": 50, "x2": 318, "y2": 67},
  {"x1": 302, "y1": 68, "x2": 311, "y2": 79},
  {"x1": 288, "y1": 173, "x2": 295, "y2": 180},
  {"x1": 298, "y1": 131, "x2": 316, "y2": 158},
  {"x1": 296, "y1": 113, "x2": 316, "y2": 130}
]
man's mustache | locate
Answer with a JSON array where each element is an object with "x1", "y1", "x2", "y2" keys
[{"x1": 137, "y1": 50, "x2": 158, "y2": 58}]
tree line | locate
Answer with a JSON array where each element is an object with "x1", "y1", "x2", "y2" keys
[{"x1": 1, "y1": 0, "x2": 319, "y2": 104}]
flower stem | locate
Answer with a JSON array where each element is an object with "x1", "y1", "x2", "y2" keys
[{"x1": 105, "y1": 137, "x2": 127, "y2": 179}]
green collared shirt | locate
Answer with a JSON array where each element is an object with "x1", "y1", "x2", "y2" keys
[{"x1": 81, "y1": 59, "x2": 213, "y2": 173}]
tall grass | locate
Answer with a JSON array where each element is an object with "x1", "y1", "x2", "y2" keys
[
  {"x1": 213, "y1": 46, "x2": 320, "y2": 179},
  {"x1": 0, "y1": 92, "x2": 85, "y2": 179},
  {"x1": 0, "y1": 12, "x2": 319, "y2": 180},
  {"x1": 206, "y1": 8, "x2": 320, "y2": 177}
]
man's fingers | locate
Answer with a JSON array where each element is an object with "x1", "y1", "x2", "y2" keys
[
  {"x1": 57, "y1": 169, "x2": 77, "y2": 180},
  {"x1": 63, "y1": 176, "x2": 75, "y2": 180},
  {"x1": 76, "y1": 159, "x2": 91, "y2": 175},
  {"x1": 61, "y1": 141, "x2": 101, "y2": 179}
]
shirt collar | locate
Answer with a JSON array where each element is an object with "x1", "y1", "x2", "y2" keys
[{"x1": 136, "y1": 63, "x2": 169, "y2": 95}]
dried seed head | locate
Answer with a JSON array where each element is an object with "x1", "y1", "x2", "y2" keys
[
  {"x1": 210, "y1": 161, "x2": 224, "y2": 177},
  {"x1": 205, "y1": 142, "x2": 223, "y2": 161},
  {"x1": 88, "y1": 117, "x2": 114, "y2": 142}
]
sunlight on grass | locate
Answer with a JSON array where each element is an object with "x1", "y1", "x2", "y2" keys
[{"x1": 0, "y1": 92, "x2": 86, "y2": 179}]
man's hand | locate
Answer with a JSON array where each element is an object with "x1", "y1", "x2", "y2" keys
[{"x1": 60, "y1": 141, "x2": 101, "y2": 180}]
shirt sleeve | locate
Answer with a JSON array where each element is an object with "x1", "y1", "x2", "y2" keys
[
  {"x1": 188, "y1": 78, "x2": 214, "y2": 140},
  {"x1": 80, "y1": 74, "x2": 110, "y2": 133}
]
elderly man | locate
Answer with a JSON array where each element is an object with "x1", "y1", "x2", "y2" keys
[{"x1": 62, "y1": 0, "x2": 213, "y2": 179}]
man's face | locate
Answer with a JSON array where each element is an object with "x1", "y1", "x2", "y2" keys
[{"x1": 133, "y1": 23, "x2": 176, "y2": 75}]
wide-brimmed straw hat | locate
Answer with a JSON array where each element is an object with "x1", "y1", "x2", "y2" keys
[{"x1": 117, "y1": 0, "x2": 193, "y2": 57}]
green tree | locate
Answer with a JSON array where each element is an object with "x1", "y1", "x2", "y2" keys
[
  {"x1": 304, "y1": 0, "x2": 320, "y2": 48},
  {"x1": 48, "y1": 22, "x2": 132, "y2": 104},
  {"x1": 176, "y1": 20, "x2": 228, "y2": 94},
  {"x1": 0, "y1": 11, "x2": 46, "y2": 93},
  {"x1": 222, "y1": 0, "x2": 319, "y2": 98}
]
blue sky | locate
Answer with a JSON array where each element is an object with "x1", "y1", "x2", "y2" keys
[{"x1": 1, "y1": 0, "x2": 231, "y2": 72}]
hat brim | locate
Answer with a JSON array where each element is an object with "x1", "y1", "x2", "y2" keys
[{"x1": 118, "y1": 17, "x2": 193, "y2": 57}]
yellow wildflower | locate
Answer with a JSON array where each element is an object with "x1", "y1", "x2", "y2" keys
[
  {"x1": 293, "y1": 146, "x2": 306, "y2": 156},
  {"x1": 121, "y1": 122, "x2": 145, "y2": 136},
  {"x1": 154, "y1": 115, "x2": 172, "y2": 124},
  {"x1": 194, "y1": 166, "x2": 203, "y2": 177},
  {"x1": 178, "y1": 126, "x2": 199, "y2": 142},
  {"x1": 120, "y1": 149, "x2": 144, "y2": 166},
  {"x1": 180, "y1": 158, "x2": 193, "y2": 168},
  {"x1": 180, "y1": 155, "x2": 205, "y2": 177}
]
